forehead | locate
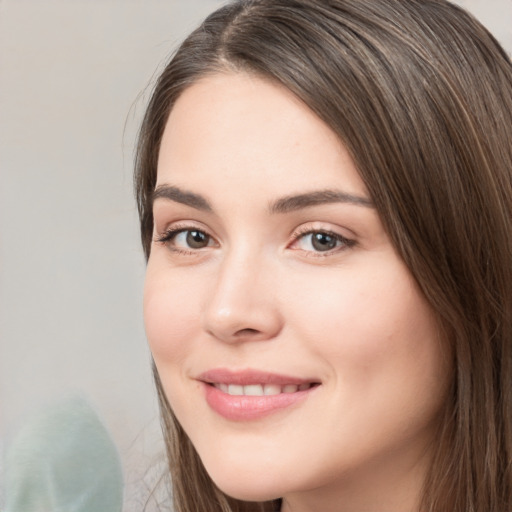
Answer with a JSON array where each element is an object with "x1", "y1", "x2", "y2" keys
[{"x1": 156, "y1": 72, "x2": 367, "y2": 202}]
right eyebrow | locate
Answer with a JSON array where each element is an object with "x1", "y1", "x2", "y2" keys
[{"x1": 152, "y1": 184, "x2": 213, "y2": 212}]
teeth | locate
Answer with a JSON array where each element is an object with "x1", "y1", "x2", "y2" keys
[
  {"x1": 214, "y1": 383, "x2": 312, "y2": 396},
  {"x1": 264, "y1": 384, "x2": 281, "y2": 395},
  {"x1": 244, "y1": 384, "x2": 264, "y2": 396},
  {"x1": 227, "y1": 384, "x2": 244, "y2": 396}
]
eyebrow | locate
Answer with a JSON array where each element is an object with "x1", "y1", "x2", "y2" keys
[
  {"x1": 152, "y1": 185, "x2": 213, "y2": 212},
  {"x1": 152, "y1": 184, "x2": 374, "y2": 213},
  {"x1": 269, "y1": 189, "x2": 374, "y2": 213}
]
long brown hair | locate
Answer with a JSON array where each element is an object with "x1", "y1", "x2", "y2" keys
[{"x1": 135, "y1": 1, "x2": 512, "y2": 511}]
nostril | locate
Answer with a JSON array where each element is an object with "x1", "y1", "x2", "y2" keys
[
  {"x1": 234, "y1": 328, "x2": 260, "y2": 337},
  {"x1": 202, "y1": 298, "x2": 283, "y2": 343}
]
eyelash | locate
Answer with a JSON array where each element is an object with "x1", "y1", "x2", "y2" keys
[
  {"x1": 154, "y1": 224, "x2": 355, "y2": 257},
  {"x1": 289, "y1": 226, "x2": 356, "y2": 257},
  {"x1": 155, "y1": 223, "x2": 213, "y2": 256}
]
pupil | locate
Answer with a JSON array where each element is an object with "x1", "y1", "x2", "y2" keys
[
  {"x1": 312, "y1": 232, "x2": 336, "y2": 251},
  {"x1": 186, "y1": 230, "x2": 208, "y2": 249}
]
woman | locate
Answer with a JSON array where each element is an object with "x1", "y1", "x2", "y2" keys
[{"x1": 135, "y1": 1, "x2": 512, "y2": 511}]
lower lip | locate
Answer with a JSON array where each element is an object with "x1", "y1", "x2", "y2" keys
[{"x1": 203, "y1": 383, "x2": 317, "y2": 421}]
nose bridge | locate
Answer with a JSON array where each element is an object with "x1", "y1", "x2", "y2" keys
[{"x1": 201, "y1": 243, "x2": 282, "y2": 342}]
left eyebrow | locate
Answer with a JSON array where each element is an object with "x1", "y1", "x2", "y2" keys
[{"x1": 269, "y1": 189, "x2": 374, "y2": 214}]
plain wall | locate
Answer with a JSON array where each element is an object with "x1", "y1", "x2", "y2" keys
[{"x1": 1, "y1": 1, "x2": 511, "y2": 510}]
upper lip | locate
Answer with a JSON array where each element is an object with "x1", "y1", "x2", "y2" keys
[{"x1": 197, "y1": 368, "x2": 320, "y2": 386}]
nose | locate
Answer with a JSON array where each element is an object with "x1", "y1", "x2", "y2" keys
[{"x1": 201, "y1": 250, "x2": 283, "y2": 344}]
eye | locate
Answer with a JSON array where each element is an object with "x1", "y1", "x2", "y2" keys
[
  {"x1": 178, "y1": 230, "x2": 211, "y2": 249},
  {"x1": 290, "y1": 229, "x2": 354, "y2": 254},
  {"x1": 156, "y1": 227, "x2": 216, "y2": 251}
]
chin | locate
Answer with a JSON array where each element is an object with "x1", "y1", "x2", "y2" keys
[
  {"x1": 204, "y1": 462, "x2": 286, "y2": 503},
  {"x1": 213, "y1": 481, "x2": 281, "y2": 503}
]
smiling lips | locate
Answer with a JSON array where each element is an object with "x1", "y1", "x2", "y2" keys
[
  {"x1": 213, "y1": 382, "x2": 314, "y2": 396},
  {"x1": 199, "y1": 369, "x2": 320, "y2": 420}
]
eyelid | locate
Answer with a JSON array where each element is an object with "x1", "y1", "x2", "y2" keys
[
  {"x1": 154, "y1": 221, "x2": 219, "y2": 254},
  {"x1": 288, "y1": 224, "x2": 356, "y2": 256},
  {"x1": 153, "y1": 220, "x2": 355, "y2": 257}
]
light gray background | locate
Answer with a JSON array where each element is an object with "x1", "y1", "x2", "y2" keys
[{"x1": 1, "y1": 1, "x2": 511, "y2": 510}]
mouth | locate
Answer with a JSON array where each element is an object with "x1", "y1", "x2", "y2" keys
[
  {"x1": 198, "y1": 369, "x2": 321, "y2": 421},
  {"x1": 210, "y1": 382, "x2": 317, "y2": 396}
]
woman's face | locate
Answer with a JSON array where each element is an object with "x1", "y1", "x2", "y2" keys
[{"x1": 144, "y1": 72, "x2": 450, "y2": 511}]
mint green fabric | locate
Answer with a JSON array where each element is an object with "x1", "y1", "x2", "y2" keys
[{"x1": 4, "y1": 396, "x2": 123, "y2": 512}]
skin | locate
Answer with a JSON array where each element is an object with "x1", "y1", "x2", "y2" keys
[{"x1": 144, "y1": 72, "x2": 451, "y2": 512}]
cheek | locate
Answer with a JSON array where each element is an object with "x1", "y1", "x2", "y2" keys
[
  {"x1": 143, "y1": 266, "x2": 199, "y2": 364},
  {"x1": 144, "y1": 263, "x2": 216, "y2": 433},
  {"x1": 286, "y1": 258, "x2": 443, "y2": 387}
]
